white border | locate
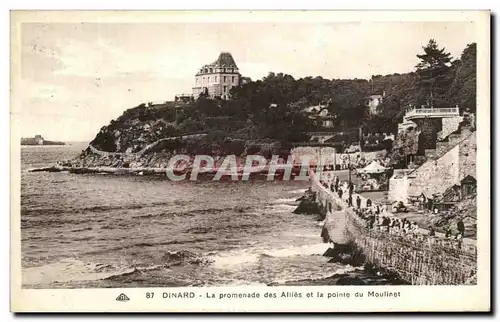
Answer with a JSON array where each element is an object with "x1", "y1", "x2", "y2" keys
[{"x1": 4, "y1": 2, "x2": 496, "y2": 318}]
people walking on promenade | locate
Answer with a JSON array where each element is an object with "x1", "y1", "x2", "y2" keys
[
  {"x1": 315, "y1": 175, "x2": 469, "y2": 250},
  {"x1": 410, "y1": 222, "x2": 419, "y2": 235},
  {"x1": 445, "y1": 225, "x2": 452, "y2": 238},
  {"x1": 457, "y1": 219, "x2": 465, "y2": 238},
  {"x1": 394, "y1": 218, "x2": 402, "y2": 233},
  {"x1": 401, "y1": 219, "x2": 407, "y2": 234}
]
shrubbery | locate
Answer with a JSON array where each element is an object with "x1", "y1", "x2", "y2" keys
[{"x1": 89, "y1": 40, "x2": 476, "y2": 156}]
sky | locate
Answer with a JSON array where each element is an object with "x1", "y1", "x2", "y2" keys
[{"x1": 16, "y1": 21, "x2": 477, "y2": 142}]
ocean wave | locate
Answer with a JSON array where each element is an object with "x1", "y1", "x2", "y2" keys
[
  {"x1": 21, "y1": 201, "x2": 182, "y2": 218},
  {"x1": 269, "y1": 265, "x2": 361, "y2": 286},
  {"x1": 266, "y1": 204, "x2": 297, "y2": 212},
  {"x1": 210, "y1": 253, "x2": 261, "y2": 269},
  {"x1": 130, "y1": 212, "x2": 184, "y2": 220},
  {"x1": 70, "y1": 227, "x2": 93, "y2": 232},
  {"x1": 130, "y1": 205, "x2": 253, "y2": 221},
  {"x1": 84, "y1": 238, "x2": 217, "y2": 255},
  {"x1": 103, "y1": 264, "x2": 169, "y2": 281},
  {"x1": 210, "y1": 243, "x2": 329, "y2": 269},
  {"x1": 272, "y1": 197, "x2": 298, "y2": 204},
  {"x1": 286, "y1": 189, "x2": 307, "y2": 194},
  {"x1": 22, "y1": 259, "x2": 135, "y2": 286},
  {"x1": 262, "y1": 243, "x2": 329, "y2": 258},
  {"x1": 23, "y1": 250, "x2": 212, "y2": 287},
  {"x1": 104, "y1": 251, "x2": 212, "y2": 282},
  {"x1": 184, "y1": 222, "x2": 262, "y2": 235}
]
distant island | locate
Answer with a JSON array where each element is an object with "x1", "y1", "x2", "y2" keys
[{"x1": 21, "y1": 135, "x2": 65, "y2": 146}]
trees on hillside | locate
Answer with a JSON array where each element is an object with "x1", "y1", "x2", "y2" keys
[
  {"x1": 415, "y1": 39, "x2": 454, "y2": 108},
  {"x1": 89, "y1": 41, "x2": 476, "y2": 152},
  {"x1": 447, "y1": 43, "x2": 477, "y2": 113}
]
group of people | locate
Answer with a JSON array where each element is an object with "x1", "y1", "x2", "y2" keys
[
  {"x1": 317, "y1": 172, "x2": 466, "y2": 245},
  {"x1": 355, "y1": 209, "x2": 421, "y2": 236},
  {"x1": 444, "y1": 220, "x2": 466, "y2": 241}
]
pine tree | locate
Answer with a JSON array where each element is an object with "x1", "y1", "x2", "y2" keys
[
  {"x1": 447, "y1": 43, "x2": 476, "y2": 113},
  {"x1": 415, "y1": 39, "x2": 453, "y2": 107}
]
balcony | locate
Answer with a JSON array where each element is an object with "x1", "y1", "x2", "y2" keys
[{"x1": 403, "y1": 107, "x2": 460, "y2": 122}]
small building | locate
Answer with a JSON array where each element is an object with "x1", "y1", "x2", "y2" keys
[
  {"x1": 34, "y1": 135, "x2": 44, "y2": 145},
  {"x1": 365, "y1": 92, "x2": 385, "y2": 115},
  {"x1": 174, "y1": 94, "x2": 194, "y2": 103},
  {"x1": 302, "y1": 106, "x2": 336, "y2": 128},
  {"x1": 460, "y1": 175, "x2": 477, "y2": 198}
]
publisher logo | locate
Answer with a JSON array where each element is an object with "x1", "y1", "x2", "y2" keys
[{"x1": 116, "y1": 293, "x2": 130, "y2": 302}]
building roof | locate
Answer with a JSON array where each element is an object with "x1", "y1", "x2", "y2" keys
[
  {"x1": 358, "y1": 160, "x2": 387, "y2": 174},
  {"x1": 302, "y1": 104, "x2": 327, "y2": 113},
  {"x1": 212, "y1": 52, "x2": 238, "y2": 68},
  {"x1": 461, "y1": 175, "x2": 476, "y2": 185}
]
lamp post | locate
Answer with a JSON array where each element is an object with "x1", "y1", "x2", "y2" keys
[
  {"x1": 333, "y1": 148, "x2": 336, "y2": 173},
  {"x1": 348, "y1": 153, "x2": 352, "y2": 185}
]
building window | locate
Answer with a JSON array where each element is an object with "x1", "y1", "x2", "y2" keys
[
  {"x1": 223, "y1": 76, "x2": 226, "y2": 82},
  {"x1": 224, "y1": 86, "x2": 227, "y2": 93},
  {"x1": 232, "y1": 76, "x2": 235, "y2": 83},
  {"x1": 208, "y1": 76, "x2": 210, "y2": 82},
  {"x1": 215, "y1": 76, "x2": 217, "y2": 82},
  {"x1": 209, "y1": 68, "x2": 213, "y2": 73},
  {"x1": 202, "y1": 77, "x2": 205, "y2": 83}
]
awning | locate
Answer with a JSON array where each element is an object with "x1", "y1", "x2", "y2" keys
[{"x1": 358, "y1": 160, "x2": 387, "y2": 174}]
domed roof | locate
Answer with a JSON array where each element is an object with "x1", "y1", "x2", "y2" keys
[{"x1": 212, "y1": 52, "x2": 238, "y2": 68}]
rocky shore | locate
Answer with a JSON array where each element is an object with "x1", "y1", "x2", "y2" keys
[{"x1": 268, "y1": 265, "x2": 408, "y2": 286}]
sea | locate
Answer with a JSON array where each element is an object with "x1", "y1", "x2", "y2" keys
[{"x1": 21, "y1": 143, "x2": 386, "y2": 289}]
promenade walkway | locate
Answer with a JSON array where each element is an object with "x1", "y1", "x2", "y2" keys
[{"x1": 314, "y1": 170, "x2": 476, "y2": 248}]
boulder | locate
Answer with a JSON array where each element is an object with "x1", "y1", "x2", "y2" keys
[{"x1": 293, "y1": 199, "x2": 322, "y2": 215}]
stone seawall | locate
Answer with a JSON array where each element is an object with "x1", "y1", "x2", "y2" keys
[{"x1": 310, "y1": 172, "x2": 477, "y2": 285}]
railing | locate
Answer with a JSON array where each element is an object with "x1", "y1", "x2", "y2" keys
[{"x1": 307, "y1": 132, "x2": 337, "y2": 136}]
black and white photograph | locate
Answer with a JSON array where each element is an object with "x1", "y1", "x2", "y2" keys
[{"x1": 10, "y1": 10, "x2": 490, "y2": 312}]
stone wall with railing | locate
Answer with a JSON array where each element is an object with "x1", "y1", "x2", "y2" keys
[{"x1": 404, "y1": 107, "x2": 460, "y2": 122}]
